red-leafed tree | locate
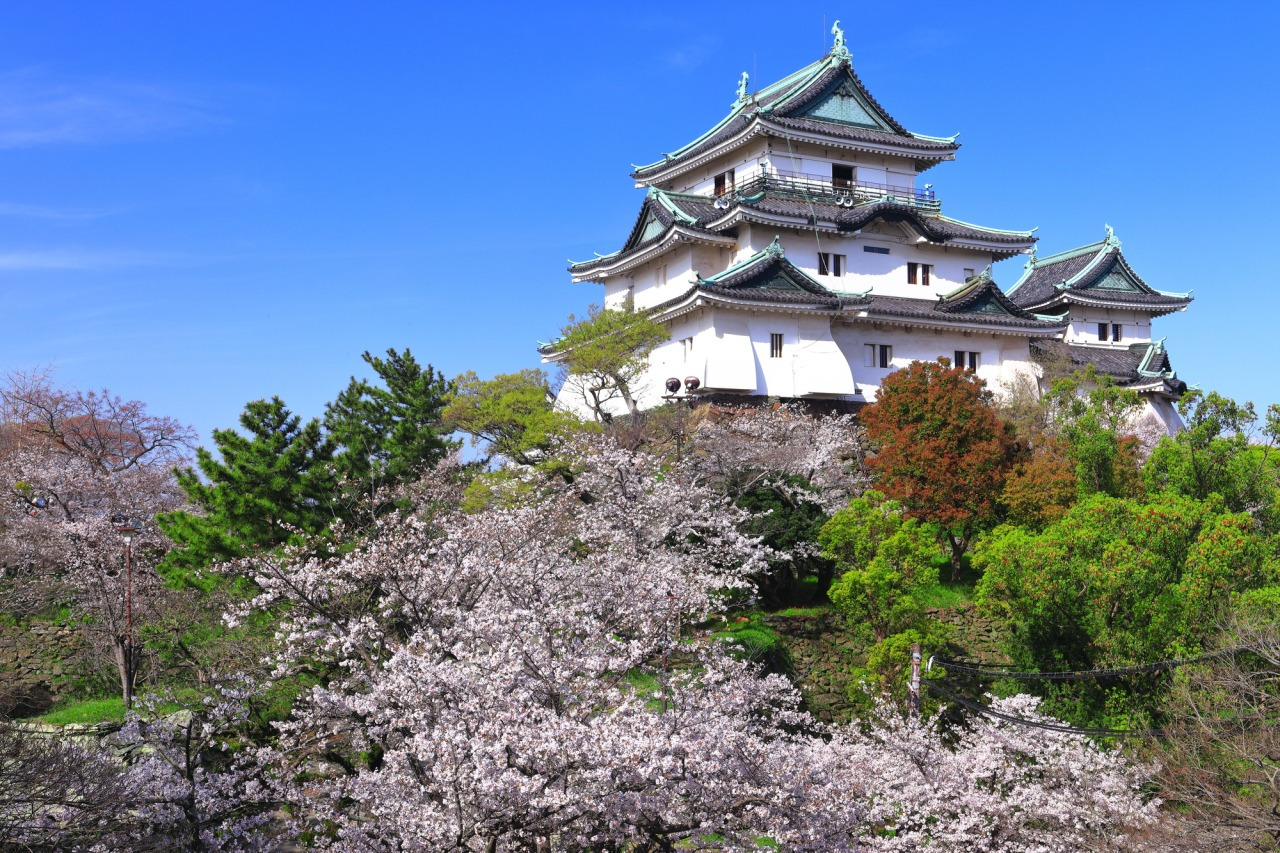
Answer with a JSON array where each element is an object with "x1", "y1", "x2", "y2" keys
[{"x1": 860, "y1": 359, "x2": 1017, "y2": 579}]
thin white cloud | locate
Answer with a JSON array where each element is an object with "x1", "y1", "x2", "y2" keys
[
  {"x1": 661, "y1": 37, "x2": 720, "y2": 72},
  {"x1": 0, "y1": 249, "x2": 194, "y2": 270},
  {"x1": 0, "y1": 68, "x2": 223, "y2": 149},
  {"x1": 0, "y1": 201, "x2": 121, "y2": 221}
]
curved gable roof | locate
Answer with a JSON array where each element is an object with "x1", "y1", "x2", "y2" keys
[
  {"x1": 631, "y1": 53, "x2": 958, "y2": 182},
  {"x1": 1007, "y1": 228, "x2": 1192, "y2": 314}
]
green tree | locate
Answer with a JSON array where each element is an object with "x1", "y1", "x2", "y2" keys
[
  {"x1": 551, "y1": 300, "x2": 667, "y2": 422},
  {"x1": 324, "y1": 348, "x2": 457, "y2": 516},
  {"x1": 443, "y1": 369, "x2": 580, "y2": 466},
  {"x1": 974, "y1": 493, "x2": 1278, "y2": 726},
  {"x1": 157, "y1": 397, "x2": 337, "y2": 576},
  {"x1": 820, "y1": 490, "x2": 946, "y2": 702},
  {"x1": 1145, "y1": 389, "x2": 1280, "y2": 533},
  {"x1": 1044, "y1": 368, "x2": 1144, "y2": 499},
  {"x1": 821, "y1": 491, "x2": 940, "y2": 643},
  {"x1": 859, "y1": 359, "x2": 1018, "y2": 579}
]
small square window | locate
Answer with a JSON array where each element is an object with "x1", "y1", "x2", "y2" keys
[
  {"x1": 865, "y1": 343, "x2": 892, "y2": 368},
  {"x1": 964, "y1": 268, "x2": 976, "y2": 280},
  {"x1": 818, "y1": 252, "x2": 846, "y2": 276},
  {"x1": 713, "y1": 169, "x2": 735, "y2": 196},
  {"x1": 953, "y1": 351, "x2": 980, "y2": 371},
  {"x1": 770, "y1": 333, "x2": 784, "y2": 359},
  {"x1": 1112, "y1": 323, "x2": 1122, "y2": 342},
  {"x1": 1098, "y1": 323, "x2": 1109, "y2": 342},
  {"x1": 832, "y1": 164, "x2": 854, "y2": 188}
]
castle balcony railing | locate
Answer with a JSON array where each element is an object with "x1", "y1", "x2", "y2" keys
[{"x1": 721, "y1": 168, "x2": 940, "y2": 212}]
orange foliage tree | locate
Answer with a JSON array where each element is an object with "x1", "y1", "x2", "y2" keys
[{"x1": 859, "y1": 359, "x2": 1018, "y2": 579}]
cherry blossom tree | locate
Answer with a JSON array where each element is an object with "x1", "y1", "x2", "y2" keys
[
  {"x1": 0, "y1": 372, "x2": 193, "y2": 705},
  {"x1": 209, "y1": 435, "x2": 1158, "y2": 850}
]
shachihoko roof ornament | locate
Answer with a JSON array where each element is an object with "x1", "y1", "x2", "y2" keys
[
  {"x1": 831, "y1": 20, "x2": 850, "y2": 59},
  {"x1": 734, "y1": 72, "x2": 750, "y2": 107}
]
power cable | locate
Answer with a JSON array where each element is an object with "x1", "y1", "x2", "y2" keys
[
  {"x1": 933, "y1": 647, "x2": 1248, "y2": 682},
  {"x1": 923, "y1": 680, "x2": 1165, "y2": 738}
]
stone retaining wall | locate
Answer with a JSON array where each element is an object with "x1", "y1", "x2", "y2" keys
[{"x1": 0, "y1": 621, "x2": 89, "y2": 717}]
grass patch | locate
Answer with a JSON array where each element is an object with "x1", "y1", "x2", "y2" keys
[
  {"x1": 916, "y1": 581, "x2": 974, "y2": 611},
  {"x1": 36, "y1": 696, "x2": 126, "y2": 725},
  {"x1": 772, "y1": 603, "x2": 832, "y2": 618},
  {"x1": 711, "y1": 616, "x2": 788, "y2": 671}
]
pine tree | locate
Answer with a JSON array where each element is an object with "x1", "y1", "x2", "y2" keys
[
  {"x1": 157, "y1": 397, "x2": 337, "y2": 575},
  {"x1": 324, "y1": 348, "x2": 456, "y2": 517}
]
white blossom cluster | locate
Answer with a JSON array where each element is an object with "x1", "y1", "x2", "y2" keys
[
  {"x1": 217, "y1": 438, "x2": 1157, "y2": 850},
  {"x1": 1, "y1": 434, "x2": 1160, "y2": 849}
]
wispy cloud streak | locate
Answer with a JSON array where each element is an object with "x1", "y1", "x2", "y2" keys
[
  {"x1": 0, "y1": 68, "x2": 222, "y2": 148},
  {"x1": 0, "y1": 201, "x2": 122, "y2": 221}
]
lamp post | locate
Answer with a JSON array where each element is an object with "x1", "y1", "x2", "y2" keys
[
  {"x1": 113, "y1": 517, "x2": 142, "y2": 709},
  {"x1": 662, "y1": 376, "x2": 700, "y2": 463}
]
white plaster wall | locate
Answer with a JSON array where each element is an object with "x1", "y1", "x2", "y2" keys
[
  {"x1": 831, "y1": 323, "x2": 1031, "y2": 402},
  {"x1": 672, "y1": 141, "x2": 770, "y2": 195},
  {"x1": 1065, "y1": 309, "x2": 1153, "y2": 345},
  {"x1": 736, "y1": 226, "x2": 995, "y2": 299}
]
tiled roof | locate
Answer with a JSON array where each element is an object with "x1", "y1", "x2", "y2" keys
[
  {"x1": 1029, "y1": 339, "x2": 1186, "y2": 394},
  {"x1": 570, "y1": 191, "x2": 1033, "y2": 278},
  {"x1": 735, "y1": 197, "x2": 1034, "y2": 246},
  {"x1": 631, "y1": 53, "x2": 958, "y2": 181},
  {"x1": 1007, "y1": 231, "x2": 1192, "y2": 314},
  {"x1": 569, "y1": 189, "x2": 722, "y2": 275},
  {"x1": 864, "y1": 294, "x2": 1064, "y2": 330},
  {"x1": 649, "y1": 240, "x2": 854, "y2": 314}
]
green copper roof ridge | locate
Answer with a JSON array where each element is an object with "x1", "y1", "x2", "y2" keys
[
  {"x1": 699, "y1": 237, "x2": 785, "y2": 284},
  {"x1": 1007, "y1": 238, "x2": 1105, "y2": 295},
  {"x1": 633, "y1": 56, "x2": 830, "y2": 175},
  {"x1": 832, "y1": 286, "x2": 872, "y2": 299},
  {"x1": 568, "y1": 249, "x2": 622, "y2": 267},
  {"x1": 764, "y1": 55, "x2": 841, "y2": 114},
  {"x1": 754, "y1": 56, "x2": 831, "y2": 101},
  {"x1": 650, "y1": 187, "x2": 698, "y2": 225},
  {"x1": 911, "y1": 130, "x2": 960, "y2": 143},
  {"x1": 938, "y1": 270, "x2": 989, "y2": 301},
  {"x1": 633, "y1": 99, "x2": 754, "y2": 174},
  {"x1": 1136, "y1": 338, "x2": 1175, "y2": 378},
  {"x1": 934, "y1": 213, "x2": 1037, "y2": 237}
]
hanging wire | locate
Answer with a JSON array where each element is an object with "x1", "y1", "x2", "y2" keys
[
  {"x1": 923, "y1": 680, "x2": 1166, "y2": 738},
  {"x1": 933, "y1": 647, "x2": 1249, "y2": 682}
]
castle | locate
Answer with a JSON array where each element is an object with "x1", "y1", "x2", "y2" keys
[{"x1": 545, "y1": 24, "x2": 1190, "y2": 432}]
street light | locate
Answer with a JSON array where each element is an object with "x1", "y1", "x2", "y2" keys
[
  {"x1": 112, "y1": 516, "x2": 143, "y2": 709},
  {"x1": 663, "y1": 377, "x2": 701, "y2": 462}
]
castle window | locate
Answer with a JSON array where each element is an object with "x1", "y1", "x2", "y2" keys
[
  {"x1": 1112, "y1": 323, "x2": 1122, "y2": 342},
  {"x1": 770, "y1": 333, "x2": 784, "y2": 358},
  {"x1": 954, "y1": 351, "x2": 980, "y2": 371},
  {"x1": 818, "y1": 252, "x2": 845, "y2": 276},
  {"x1": 865, "y1": 344, "x2": 892, "y2": 368},
  {"x1": 1098, "y1": 323, "x2": 1109, "y2": 341},
  {"x1": 832, "y1": 164, "x2": 854, "y2": 188},
  {"x1": 908, "y1": 263, "x2": 931, "y2": 285},
  {"x1": 713, "y1": 169, "x2": 735, "y2": 196},
  {"x1": 681, "y1": 337, "x2": 693, "y2": 361},
  {"x1": 655, "y1": 264, "x2": 667, "y2": 286},
  {"x1": 863, "y1": 245, "x2": 890, "y2": 255},
  {"x1": 964, "y1": 268, "x2": 976, "y2": 279}
]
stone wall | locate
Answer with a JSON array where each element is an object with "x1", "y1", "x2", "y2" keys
[{"x1": 0, "y1": 621, "x2": 89, "y2": 717}]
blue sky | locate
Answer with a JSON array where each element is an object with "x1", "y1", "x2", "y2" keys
[{"x1": 3, "y1": 2, "x2": 1278, "y2": 445}]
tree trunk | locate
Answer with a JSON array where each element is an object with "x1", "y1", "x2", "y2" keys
[
  {"x1": 112, "y1": 637, "x2": 134, "y2": 709},
  {"x1": 945, "y1": 531, "x2": 968, "y2": 582}
]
